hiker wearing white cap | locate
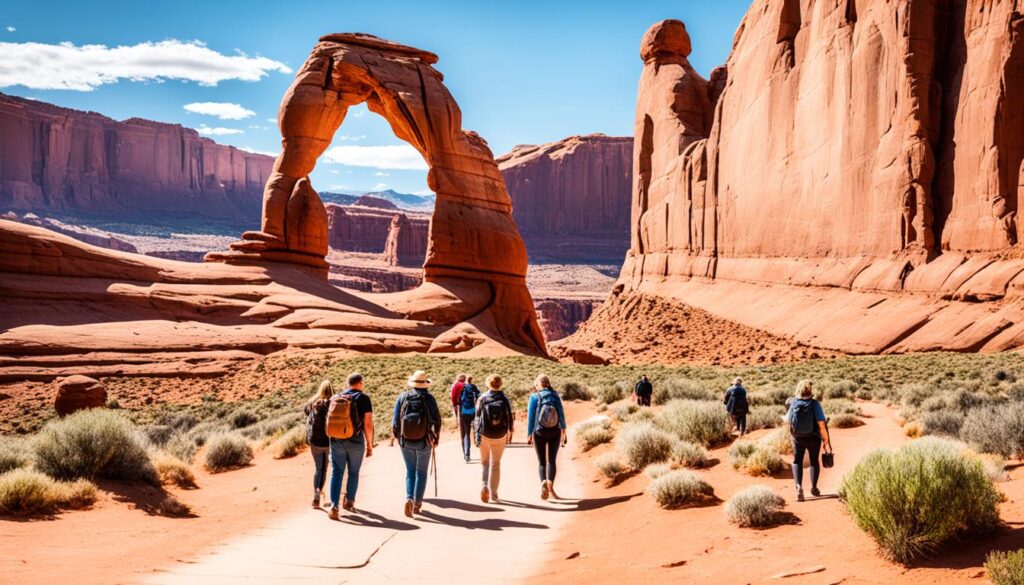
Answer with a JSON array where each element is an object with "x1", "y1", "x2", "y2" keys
[{"x1": 391, "y1": 370, "x2": 442, "y2": 517}]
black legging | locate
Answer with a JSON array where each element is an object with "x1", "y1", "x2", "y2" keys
[
  {"x1": 459, "y1": 413, "x2": 474, "y2": 458},
  {"x1": 791, "y1": 435, "x2": 822, "y2": 489},
  {"x1": 732, "y1": 413, "x2": 747, "y2": 435},
  {"x1": 637, "y1": 394, "x2": 651, "y2": 407},
  {"x1": 533, "y1": 430, "x2": 561, "y2": 482}
]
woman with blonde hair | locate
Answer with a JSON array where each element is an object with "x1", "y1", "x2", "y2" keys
[
  {"x1": 304, "y1": 380, "x2": 334, "y2": 508},
  {"x1": 786, "y1": 379, "x2": 831, "y2": 501},
  {"x1": 474, "y1": 374, "x2": 514, "y2": 502},
  {"x1": 526, "y1": 374, "x2": 567, "y2": 500}
]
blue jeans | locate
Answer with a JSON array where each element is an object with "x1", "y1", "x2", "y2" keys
[
  {"x1": 401, "y1": 444, "x2": 432, "y2": 503},
  {"x1": 459, "y1": 414, "x2": 474, "y2": 459},
  {"x1": 310, "y1": 445, "x2": 329, "y2": 494},
  {"x1": 329, "y1": 437, "x2": 365, "y2": 508}
]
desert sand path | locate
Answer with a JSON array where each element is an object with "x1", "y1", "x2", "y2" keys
[{"x1": 143, "y1": 432, "x2": 586, "y2": 584}]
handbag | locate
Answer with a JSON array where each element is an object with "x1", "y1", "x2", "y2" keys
[{"x1": 821, "y1": 419, "x2": 834, "y2": 468}]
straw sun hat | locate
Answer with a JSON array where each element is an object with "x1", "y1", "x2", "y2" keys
[{"x1": 407, "y1": 370, "x2": 432, "y2": 388}]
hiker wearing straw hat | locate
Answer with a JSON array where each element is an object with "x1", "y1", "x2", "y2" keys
[{"x1": 391, "y1": 370, "x2": 442, "y2": 517}]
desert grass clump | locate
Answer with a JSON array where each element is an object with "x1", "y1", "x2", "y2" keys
[
  {"x1": 960, "y1": 403, "x2": 1024, "y2": 458},
  {"x1": 561, "y1": 382, "x2": 592, "y2": 401},
  {"x1": 746, "y1": 405, "x2": 784, "y2": 431},
  {"x1": 240, "y1": 413, "x2": 302, "y2": 441},
  {"x1": 653, "y1": 379, "x2": 714, "y2": 405},
  {"x1": 654, "y1": 400, "x2": 730, "y2": 447},
  {"x1": 829, "y1": 413, "x2": 863, "y2": 429},
  {"x1": 986, "y1": 549, "x2": 1024, "y2": 585},
  {"x1": 903, "y1": 420, "x2": 924, "y2": 438},
  {"x1": 270, "y1": 425, "x2": 307, "y2": 459},
  {"x1": 759, "y1": 426, "x2": 794, "y2": 455},
  {"x1": 595, "y1": 452, "x2": 629, "y2": 481},
  {"x1": 0, "y1": 469, "x2": 97, "y2": 516},
  {"x1": 0, "y1": 437, "x2": 32, "y2": 474},
  {"x1": 744, "y1": 447, "x2": 785, "y2": 476},
  {"x1": 728, "y1": 440, "x2": 758, "y2": 468},
  {"x1": 228, "y1": 407, "x2": 260, "y2": 429},
  {"x1": 203, "y1": 433, "x2": 254, "y2": 472},
  {"x1": 839, "y1": 437, "x2": 1001, "y2": 563},
  {"x1": 649, "y1": 470, "x2": 714, "y2": 509},
  {"x1": 610, "y1": 402, "x2": 638, "y2": 422},
  {"x1": 594, "y1": 384, "x2": 625, "y2": 404},
  {"x1": 922, "y1": 410, "x2": 965, "y2": 437},
  {"x1": 726, "y1": 485, "x2": 788, "y2": 528},
  {"x1": 577, "y1": 425, "x2": 614, "y2": 452},
  {"x1": 645, "y1": 462, "x2": 673, "y2": 480},
  {"x1": 33, "y1": 409, "x2": 156, "y2": 484},
  {"x1": 670, "y1": 439, "x2": 709, "y2": 468},
  {"x1": 149, "y1": 450, "x2": 196, "y2": 488},
  {"x1": 615, "y1": 422, "x2": 673, "y2": 469}
]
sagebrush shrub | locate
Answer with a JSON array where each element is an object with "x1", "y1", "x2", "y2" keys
[
  {"x1": 745, "y1": 447, "x2": 785, "y2": 476},
  {"x1": 653, "y1": 379, "x2": 713, "y2": 405},
  {"x1": 33, "y1": 409, "x2": 156, "y2": 484},
  {"x1": 645, "y1": 462, "x2": 672, "y2": 480},
  {"x1": 594, "y1": 384, "x2": 624, "y2": 404},
  {"x1": 986, "y1": 549, "x2": 1024, "y2": 585},
  {"x1": 203, "y1": 433, "x2": 254, "y2": 471},
  {"x1": 649, "y1": 470, "x2": 714, "y2": 509},
  {"x1": 150, "y1": 450, "x2": 196, "y2": 488},
  {"x1": 240, "y1": 413, "x2": 302, "y2": 440},
  {"x1": 577, "y1": 426, "x2": 614, "y2": 452},
  {"x1": 960, "y1": 403, "x2": 1024, "y2": 458},
  {"x1": 728, "y1": 441, "x2": 758, "y2": 469},
  {"x1": 670, "y1": 439, "x2": 709, "y2": 468},
  {"x1": 654, "y1": 400, "x2": 730, "y2": 447},
  {"x1": 615, "y1": 423, "x2": 673, "y2": 469},
  {"x1": 561, "y1": 382, "x2": 592, "y2": 401},
  {"x1": 0, "y1": 437, "x2": 32, "y2": 474},
  {"x1": 270, "y1": 426, "x2": 308, "y2": 459},
  {"x1": 830, "y1": 413, "x2": 863, "y2": 429},
  {"x1": 610, "y1": 403, "x2": 638, "y2": 422},
  {"x1": 839, "y1": 437, "x2": 1001, "y2": 563},
  {"x1": 726, "y1": 485, "x2": 787, "y2": 527},
  {"x1": 746, "y1": 405, "x2": 784, "y2": 431},
  {"x1": 143, "y1": 424, "x2": 175, "y2": 447},
  {"x1": 922, "y1": 410, "x2": 964, "y2": 437},
  {"x1": 595, "y1": 452, "x2": 629, "y2": 480},
  {"x1": 0, "y1": 469, "x2": 97, "y2": 516},
  {"x1": 229, "y1": 408, "x2": 261, "y2": 429}
]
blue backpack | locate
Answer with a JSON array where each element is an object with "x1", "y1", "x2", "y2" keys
[
  {"x1": 789, "y1": 399, "x2": 819, "y2": 437},
  {"x1": 536, "y1": 390, "x2": 561, "y2": 430},
  {"x1": 460, "y1": 384, "x2": 479, "y2": 415}
]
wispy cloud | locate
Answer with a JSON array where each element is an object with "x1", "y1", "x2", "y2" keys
[
  {"x1": 321, "y1": 145, "x2": 427, "y2": 170},
  {"x1": 0, "y1": 39, "x2": 291, "y2": 91},
  {"x1": 411, "y1": 189, "x2": 435, "y2": 196},
  {"x1": 372, "y1": 182, "x2": 389, "y2": 191},
  {"x1": 184, "y1": 101, "x2": 255, "y2": 120},
  {"x1": 374, "y1": 171, "x2": 389, "y2": 177},
  {"x1": 339, "y1": 134, "x2": 365, "y2": 142},
  {"x1": 266, "y1": 117, "x2": 277, "y2": 124},
  {"x1": 5, "y1": 27, "x2": 15, "y2": 33},
  {"x1": 196, "y1": 124, "x2": 243, "y2": 136},
  {"x1": 239, "y1": 146, "x2": 276, "y2": 156}
]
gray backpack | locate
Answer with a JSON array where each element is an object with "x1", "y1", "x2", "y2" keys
[{"x1": 536, "y1": 390, "x2": 560, "y2": 430}]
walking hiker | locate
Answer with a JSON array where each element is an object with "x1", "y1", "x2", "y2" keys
[
  {"x1": 724, "y1": 377, "x2": 750, "y2": 436},
  {"x1": 527, "y1": 374, "x2": 567, "y2": 500},
  {"x1": 458, "y1": 376, "x2": 481, "y2": 462},
  {"x1": 634, "y1": 375, "x2": 653, "y2": 407},
  {"x1": 449, "y1": 374, "x2": 466, "y2": 416},
  {"x1": 304, "y1": 380, "x2": 334, "y2": 508},
  {"x1": 787, "y1": 380, "x2": 831, "y2": 502},
  {"x1": 475, "y1": 374, "x2": 514, "y2": 503},
  {"x1": 326, "y1": 373, "x2": 374, "y2": 519},
  {"x1": 392, "y1": 370, "x2": 442, "y2": 517}
]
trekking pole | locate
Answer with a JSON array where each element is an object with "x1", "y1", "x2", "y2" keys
[{"x1": 431, "y1": 445, "x2": 438, "y2": 497}]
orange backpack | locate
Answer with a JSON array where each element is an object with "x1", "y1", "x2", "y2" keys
[{"x1": 326, "y1": 393, "x2": 357, "y2": 439}]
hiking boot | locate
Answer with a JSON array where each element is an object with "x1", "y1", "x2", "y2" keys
[
  {"x1": 796, "y1": 487, "x2": 805, "y2": 502},
  {"x1": 404, "y1": 499, "x2": 414, "y2": 518},
  {"x1": 312, "y1": 493, "x2": 320, "y2": 508},
  {"x1": 342, "y1": 498, "x2": 355, "y2": 512},
  {"x1": 540, "y1": 480, "x2": 550, "y2": 501},
  {"x1": 464, "y1": 454, "x2": 470, "y2": 462},
  {"x1": 413, "y1": 501, "x2": 422, "y2": 515},
  {"x1": 480, "y1": 486, "x2": 490, "y2": 503},
  {"x1": 328, "y1": 507, "x2": 339, "y2": 520},
  {"x1": 810, "y1": 487, "x2": 821, "y2": 497}
]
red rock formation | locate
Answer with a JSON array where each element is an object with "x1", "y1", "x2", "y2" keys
[
  {"x1": 498, "y1": 134, "x2": 632, "y2": 263},
  {"x1": 566, "y1": 6, "x2": 1024, "y2": 359},
  {"x1": 326, "y1": 203, "x2": 429, "y2": 260},
  {"x1": 354, "y1": 195, "x2": 397, "y2": 209},
  {"x1": 0, "y1": 93, "x2": 273, "y2": 220},
  {"x1": 534, "y1": 297, "x2": 601, "y2": 342},
  {"x1": 53, "y1": 375, "x2": 106, "y2": 416},
  {"x1": 383, "y1": 213, "x2": 429, "y2": 267},
  {"x1": 4, "y1": 212, "x2": 137, "y2": 253}
]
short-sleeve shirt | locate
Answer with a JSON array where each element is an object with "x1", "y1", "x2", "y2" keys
[{"x1": 336, "y1": 389, "x2": 372, "y2": 442}]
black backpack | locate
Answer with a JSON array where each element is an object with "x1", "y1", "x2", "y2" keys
[
  {"x1": 789, "y1": 399, "x2": 819, "y2": 437},
  {"x1": 306, "y1": 399, "x2": 330, "y2": 446},
  {"x1": 399, "y1": 391, "x2": 430, "y2": 442},
  {"x1": 728, "y1": 386, "x2": 749, "y2": 416},
  {"x1": 479, "y1": 393, "x2": 510, "y2": 439}
]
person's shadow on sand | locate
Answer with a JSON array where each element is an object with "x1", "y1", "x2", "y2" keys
[
  {"x1": 416, "y1": 509, "x2": 549, "y2": 531},
  {"x1": 500, "y1": 492, "x2": 642, "y2": 512},
  {"x1": 326, "y1": 507, "x2": 420, "y2": 531}
]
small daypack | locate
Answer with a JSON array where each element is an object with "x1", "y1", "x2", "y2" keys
[
  {"x1": 400, "y1": 391, "x2": 429, "y2": 441},
  {"x1": 536, "y1": 390, "x2": 560, "y2": 430},
  {"x1": 306, "y1": 399, "x2": 330, "y2": 446},
  {"x1": 460, "y1": 384, "x2": 479, "y2": 416},
  {"x1": 728, "y1": 386, "x2": 749, "y2": 416},
  {"x1": 326, "y1": 392, "x2": 359, "y2": 440},
  {"x1": 789, "y1": 399, "x2": 819, "y2": 438},
  {"x1": 479, "y1": 393, "x2": 511, "y2": 439}
]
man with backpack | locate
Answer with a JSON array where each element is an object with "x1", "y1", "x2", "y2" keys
[
  {"x1": 325, "y1": 372, "x2": 374, "y2": 519},
  {"x1": 634, "y1": 375, "x2": 653, "y2": 407},
  {"x1": 787, "y1": 380, "x2": 831, "y2": 502},
  {"x1": 391, "y1": 370, "x2": 442, "y2": 517},
  {"x1": 449, "y1": 373, "x2": 466, "y2": 416},
  {"x1": 458, "y1": 375, "x2": 481, "y2": 462},
  {"x1": 527, "y1": 374, "x2": 567, "y2": 501},
  {"x1": 724, "y1": 377, "x2": 750, "y2": 436},
  {"x1": 474, "y1": 374, "x2": 514, "y2": 503}
]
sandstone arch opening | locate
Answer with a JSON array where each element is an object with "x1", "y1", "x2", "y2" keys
[{"x1": 207, "y1": 33, "x2": 546, "y2": 355}]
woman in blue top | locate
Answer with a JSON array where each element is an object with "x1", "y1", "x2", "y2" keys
[
  {"x1": 786, "y1": 380, "x2": 831, "y2": 501},
  {"x1": 526, "y1": 374, "x2": 567, "y2": 500}
]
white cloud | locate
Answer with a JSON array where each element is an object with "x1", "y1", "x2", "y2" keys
[
  {"x1": 321, "y1": 144, "x2": 427, "y2": 170},
  {"x1": 0, "y1": 39, "x2": 291, "y2": 91},
  {"x1": 196, "y1": 124, "x2": 243, "y2": 136},
  {"x1": 266, "y1": 117, "x2": 277, "y2": 123},
  {"x1": 374, "y1": 171, "x2": 389, "y2": 177},
  {"x1": 339, "y1": 134, "x2": 365, "y2": 142},
  {"x1": 239, "y1": 146, "x2": 276, "y2": 156},
  {"x1": 411, "y1": 189, "x2": 435, "y2": 196},
  {"x1": 184, "y1": 101, "x2": 255, "y2": 120},
  {"x1": 372, "y1": 182, "x2": 389, "y2": 191},
  {"x1": 5, "y1": 27, "x2": 15, "y2": 33}
]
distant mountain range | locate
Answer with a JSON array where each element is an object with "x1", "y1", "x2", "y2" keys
[{"x1": 321, "y1": 189, "x2": 435, "y2": 212}]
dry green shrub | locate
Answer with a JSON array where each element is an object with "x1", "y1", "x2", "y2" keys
[
  {"x1": 986, "y1": 549, "x2": 1024, "y2": 585},
  {"x1": 0, "y1": 469, "x2": 97, "y2": 516},
  {"x1": 33, "y1": 409, "x2": 156, "y2": 484},
  {"x1": 270, "y1": 426, "x2": 308, "y2": 459},
  {"x1": 615, "y1": 423, "x2": 673, "y2": 469},
  {"x1": 649, "y1": 470, "x2": 714, "y2": 509},
  {"x1": 654, "y1": 400, "x2": 730, "y2": 447},
  {"x1": 726, "y1": 485, "x2": 788, "y2": 527},
  {"x1": 596, "y1": 452, "x2": 629, "y2": 481},
  {"x1": 150, "y1": 450, "x2": 196, "y2": 488},
  {"x1": 203, "y1": 433, "x2": 253, "y2": 472},
  {"x1": 670, "y1": 439, "x2": 709, "y2": 468}
]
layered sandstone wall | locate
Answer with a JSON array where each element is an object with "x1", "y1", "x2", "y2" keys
[
  {"x1": 0, "y1": 93, "x2": 273, "y2": 220},
  {"x1": 498, "y1": 135, "x2": 632, "y2": 263},
  {"x1": 571, "y1": 4, "x2": 1024, "y2": 358},
  {"x1": 326, "y1": 203, "x2": 429, "y2": 260}
]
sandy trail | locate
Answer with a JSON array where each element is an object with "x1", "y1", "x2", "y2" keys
[{"x1": 140, "y1": 425, "x2": 587, "y2": 584}]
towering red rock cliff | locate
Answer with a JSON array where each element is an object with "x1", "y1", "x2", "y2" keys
[
  {"x1": 565, "y1": 4, "x2": 1024, "y2": 359},
  {"x1": 383, "y1": 213, "x2": 429, "y2": 267},
  {"x1": 326, "y1": 203, "x2": 428, "y2": 260},
  {"x1": 0, "y1": 93, "x2": 273, "y2": 220},
  {"x1": 498, "y1": 134, "x2": 632, "y2": 263}
]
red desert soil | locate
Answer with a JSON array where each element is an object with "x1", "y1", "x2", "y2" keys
[
  {"x1": 555, "y1": 292, "x2": 844, "y2": 366},
  {"x1": 534, "y1": 401, "x2": 1024, "y2": 585}
]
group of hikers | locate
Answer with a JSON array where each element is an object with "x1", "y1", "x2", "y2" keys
[
  {"x1": 303, "y1": 370, "x2": 567, "y2": 519},
  {"x1": 634, "y1": 374, "x2": 832, "y2": 502}
]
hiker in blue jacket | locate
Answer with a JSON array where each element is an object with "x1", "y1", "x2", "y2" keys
[
  {"x1": 456, "y1": 375, "x2": 481, "y2": 462},
  {"x1": 723, "y1": 377, "x2": 750, "y2": 436},
  {"x1": 527, "y1": 374, "x2": 567, "y2": 501},
  {"x1": 786, "y1": 380, "x2": 831, "y2": 502}
]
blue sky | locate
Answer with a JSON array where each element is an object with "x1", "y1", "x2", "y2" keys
[{"x1": 1, "y1": 0, "x2": 749, "y2": 195}]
